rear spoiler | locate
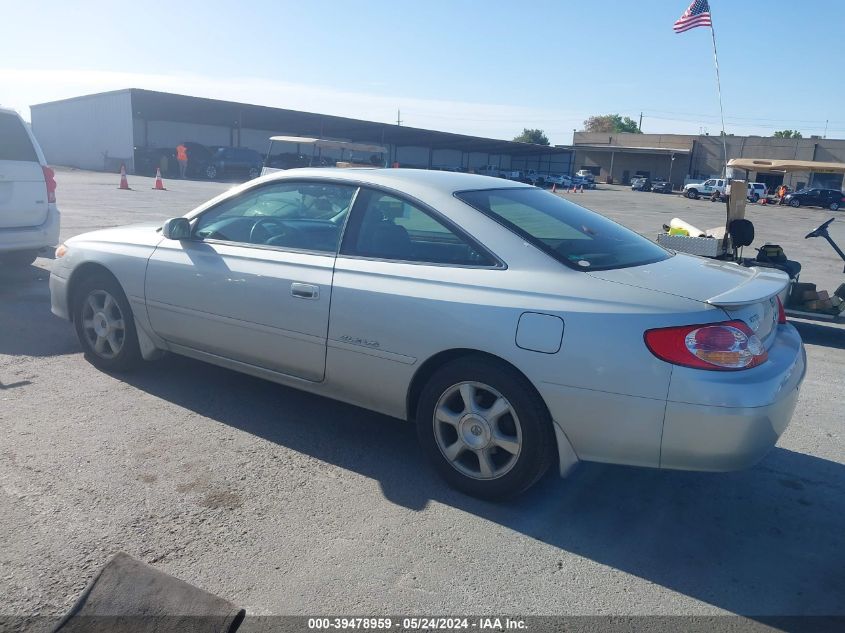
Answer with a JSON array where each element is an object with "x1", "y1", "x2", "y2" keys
[{"x1": 706, "y1": 266, "x2": 789, "y2": 307}]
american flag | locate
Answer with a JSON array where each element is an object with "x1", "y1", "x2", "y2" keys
[{"x1": 674, "y1": 0, "x2": 712, "y2": 33}]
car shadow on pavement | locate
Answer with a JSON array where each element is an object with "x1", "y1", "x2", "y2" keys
[
  {"x1": 0, "y1": 263, "x2": 80, "y2": 357},
  {"x1": 791, "y1": 320, "x2": 845, "y2": 350},
  {"x1": 121, "y1": 353, "x2": 845, "y2": 618}
]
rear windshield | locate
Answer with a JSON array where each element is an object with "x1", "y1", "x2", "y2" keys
[
  {"x1": 456, "y1": 188, "x2": 671, "y2": 271},
  {"x1": 0, "y1": 112, "x2": 38, "y2": 162}
]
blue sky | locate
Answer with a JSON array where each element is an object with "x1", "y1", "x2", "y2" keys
[{"x1": 2, "y1": 0, "x2": 843, "y2": 143}]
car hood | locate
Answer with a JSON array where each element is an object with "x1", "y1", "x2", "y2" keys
[
  {"x1": 587, "y1": 253, "x2": 789, "y2": 307},
  {"x1": 67, "y1": 222, "x2": 164, "y2": 247}
]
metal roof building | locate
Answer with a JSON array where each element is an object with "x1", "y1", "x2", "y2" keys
[{"x1": 30, "y1": 89, "x2": 573, "y2": 176}]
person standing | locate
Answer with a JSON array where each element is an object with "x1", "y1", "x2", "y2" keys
[
  {"x1": 777, "y1": 184, "x2": 786, "y2": 205},
  {"x1": 176, "y1": 143, "x2": 188, "y2": 179}
]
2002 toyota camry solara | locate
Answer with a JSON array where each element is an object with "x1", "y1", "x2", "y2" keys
[{"x1": 50, "y1": 169, "x2": 806, "y2": 499}]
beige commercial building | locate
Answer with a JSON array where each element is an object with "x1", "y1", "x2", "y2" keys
[{"x1": 563, "y1": 132, "x2": 845, "y2": 192}]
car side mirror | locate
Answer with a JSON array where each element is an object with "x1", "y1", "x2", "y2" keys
[{"x1": 161, "y1": 217, "x2": 191, "y2": 240}]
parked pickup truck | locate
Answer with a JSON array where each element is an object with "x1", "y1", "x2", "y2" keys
[{"x1": 684, "y1": 178, "x2": 728, "y2": 200}]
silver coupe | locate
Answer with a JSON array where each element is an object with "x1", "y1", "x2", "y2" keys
[{"x1": 50, "y1": 169, "x2": 806, "y2": 499}]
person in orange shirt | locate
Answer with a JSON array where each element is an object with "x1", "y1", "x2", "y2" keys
[{"x1": 176, "y1": 143, "x2": 188, "y2": 179}]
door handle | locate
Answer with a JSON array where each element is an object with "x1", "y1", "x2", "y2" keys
[{"x1": 291, "y1": 282, "x2": 319, "y2": 300}]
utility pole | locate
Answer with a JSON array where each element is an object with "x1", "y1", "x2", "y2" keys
[
  {"x1": 824, "y1": 119, "x2": 829, "y2": 139},
  {"x1": 638, "y1": 112, "x2": 643, "y2": 132},
  {"x1": 396, "y1": 109, "x2": 402, "y2": 126}
]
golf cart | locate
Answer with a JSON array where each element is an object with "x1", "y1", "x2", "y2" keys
[{"x1": 658, "y1": 179, "x2": 845, "y2": 325}]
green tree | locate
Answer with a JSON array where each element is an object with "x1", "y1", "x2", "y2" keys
[
  {"x1": 582, "y1": 114, "x2": 642, "y2": 134},
  {"x1": 773, "y1": 130, "x2": 803, "y2": 138},
  {"x1": 513, "y1": 128, "x2": 550, "y2": 145}
]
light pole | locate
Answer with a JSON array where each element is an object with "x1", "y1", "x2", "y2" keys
[{"x1": 669, "y1": 153, "x2": 676, "y2": 190}]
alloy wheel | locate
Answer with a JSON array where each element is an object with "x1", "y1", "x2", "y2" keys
[
  {"x1": 432, "y1": 381, "x2": 522, "y2": 480},
  {"x1": 81, "y1": 290, "x2": 126, "y2": 359}
]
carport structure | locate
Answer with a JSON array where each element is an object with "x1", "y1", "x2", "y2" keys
[
  {"x1": 30, "y1": 89, "x2": 572, "y2": 175},
  {"x1": 129, "y1": 89, "x2": 572, "y2": 173}
]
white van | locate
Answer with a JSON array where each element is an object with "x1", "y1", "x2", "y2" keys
[{"x1": 0, "y1": 107, "x2": 60, "y2": 267}]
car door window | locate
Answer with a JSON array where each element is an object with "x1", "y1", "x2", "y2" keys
[
  {"x1": 341, "y1": 189, "x2": 494, "y2": 266},
  {"x1": 704, "y1": 180, "x2": 715, "y2": 187},
  {"x1": 194, "y1": 181, "x2": 357, "y2": 252}
]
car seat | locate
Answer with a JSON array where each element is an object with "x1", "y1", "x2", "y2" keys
[{"x1": 359, "y1": 200, "x2": 412, "y2": 258}]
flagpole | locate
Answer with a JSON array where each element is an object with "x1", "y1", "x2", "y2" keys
[{"x1": 709, "y1": 12, "x2": 729, "y2": 176}]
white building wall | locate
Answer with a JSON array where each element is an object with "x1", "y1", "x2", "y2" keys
[{"x1": 30, "y1": 91, "x2": 134, "y2": 171}]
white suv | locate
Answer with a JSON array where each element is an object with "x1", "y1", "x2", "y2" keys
[{"x1": 0, "y1": 107, "x2": 59, "y2": 267}]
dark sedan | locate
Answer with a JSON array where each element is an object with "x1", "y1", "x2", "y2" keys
[
  {"x1": 785, "y1": 188, "x2": 844, "y2": 211},
  {"x1": 631, "y1": 176, "x2": 651, "y2": 191},
  {"x1": 651, "y1": 179, "x2": 672, "y2": 193},
  {"x1": 203, "y1": 147, "x2": 263, "y2": 181}
]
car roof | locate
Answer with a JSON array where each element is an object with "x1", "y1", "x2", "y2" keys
[{"x1": 260, "y1": 167, "x2": 533, "y2": 195}]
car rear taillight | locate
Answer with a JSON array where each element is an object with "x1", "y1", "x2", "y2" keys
[
  {"x1": 776, "y1": 296, "x2": 786, "y2": 324},
  {"x1": 42, "y1": 166, "x2": 57, "y2": 203},
  {"x1": 644, "y1": 320, "x2": 767, "y2": 371}
]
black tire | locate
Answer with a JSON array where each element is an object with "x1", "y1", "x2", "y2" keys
[
  {"x1": 205, "y1": 164, "x2": 219, "y2": 180},
  {"x1": 73, "y1": 272, "x2": 142, "y2": 372},
  {"x1": 0, "y1": 250, "x2": 39, "y2": 267},
  {"x1": 751, "y1": 193, "x2": 760, "y2": 202},
  {"x1": 830, "y1": 202, "x2": 840, "y2": 211},
  {"x1": 687, "y1": 189, "x2": 699, "y2": 199},
  {"x1": 416, "y1": 356, "x2": 555, "y2": 500},
  {"x1": 789, "y1": 198, "x2": 800, "y2": 208},
  {"x1": 248, "y1": 166, "x2": 260, "y2": 180}
]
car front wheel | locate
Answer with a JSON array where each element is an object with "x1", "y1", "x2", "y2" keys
[
  {"x1": 73, "y1": 273, "x2": 141, "y2": 372},
  {"x1": 248, "y1": 166, "x2": 260, "y2": 180},
  {"x1": 205, "y1": 164, "x2": 219, "y2": 179},
  {"x1": 789, "y1": 199, "x2": 800, "y2": 208},
  {"x1": 686, "y1": 189, "x2": 699, "y2": 199},
  {"x1": 416, "y1": 357, "x2": 555, "y2": 499}
]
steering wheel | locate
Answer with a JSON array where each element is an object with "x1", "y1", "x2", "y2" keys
[
  {"x1": 805, "y1": 217, "x2": 836, "y2": 239},
  {"x1": 249, "y1": 216, "x2": 290, "y2": 244}
]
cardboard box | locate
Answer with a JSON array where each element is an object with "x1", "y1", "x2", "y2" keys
[
  {"x1": 804, "y1": 299, "x2": 834, "y2": 311},
  {"x1": 816, "y1": 290, "x2": 830, "y2": 301}
]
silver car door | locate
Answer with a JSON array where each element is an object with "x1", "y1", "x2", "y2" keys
[{"x1": 144, "y1": 180, "x2": 358, "y2": 381}]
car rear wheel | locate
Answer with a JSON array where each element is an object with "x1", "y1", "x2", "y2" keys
[
  {"x1": 686, "y1": 189, "x2": 699, "y2": 199},
  {"x1": 0, "y1": 250, "x2": 39, "y2": 267},
  {"x1": 830, "y1": 202, "x2": 840, "y2": 211},
  {"x1": 416, "y1": 357, "x2": 555, "y2": 499},
  {"x1": 205, "y1": 164, "x2": 219, "y2": 179},
  {"x1": 73, "y1": 273, "x2": 141, "y2": 372},
  {"x1": 248, "y1": 166, "x2": 260, "y2": 180},
  {"x1": 789, "y1": 198, "x2": 800, "y2": 208}
]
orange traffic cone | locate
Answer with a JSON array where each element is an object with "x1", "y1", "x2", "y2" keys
[
  {"x1": 117, "y1": 163, "x2": 131, "y2": 190},
  {"x1": 551, "y1": 183, "x2": 557, "y2": 193},
  {"x1": 152, "y1": 168, "x2": 166, "y2": 190},
  {"x1": 571, "y1": 185, "x2": 576, "y2": 193}
]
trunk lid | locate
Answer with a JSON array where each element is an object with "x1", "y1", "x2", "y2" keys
[{"x1": 588, "y1": 253, "x2": 787, "y2": 346}]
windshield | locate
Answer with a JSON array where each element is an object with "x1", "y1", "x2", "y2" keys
[{"x1": 456, "y1": 188, "x2": 671, "y2": 271}]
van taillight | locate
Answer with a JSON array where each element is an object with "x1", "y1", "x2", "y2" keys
[{"x1": 42, "y1": 166, "x2": 56, "y2": 203}]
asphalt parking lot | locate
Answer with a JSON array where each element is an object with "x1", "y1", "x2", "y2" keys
[{"x1": 2, "y1": 169, "x2": 844, "y2": 624}]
